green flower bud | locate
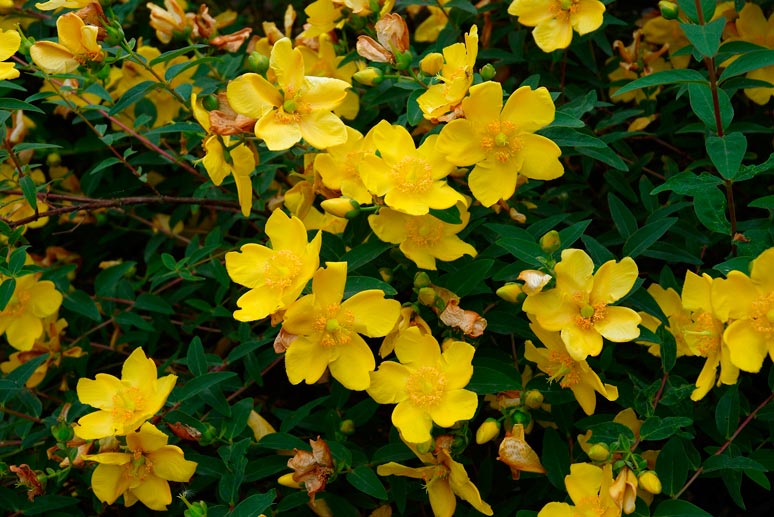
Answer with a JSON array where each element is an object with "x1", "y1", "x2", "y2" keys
[
  {"x1": 414, "y1": 272, "x2": 432, "y2": 289},
  {"x1": 198, "y1": 423, "x2": 218, "y2": 446},
  {"x1": 658, "y1": 1, "x2": 680, "y2": 20},
  {"x1": 246, "y1": 52, "x2": 270, "y2": 75},
  {"x1": 539, "y1": 230, "x2": 561, "y2": 254},
  {"x1": 511, "y1": 409, "x2": 532, "y2": 427},
  {"x1": 352, "y1": 67, "x2": 384, "y2": 86},
  {"x1": 480, "y1": 63, "x2": 496, "y2": 81},
  {"x1": 183, "y1": 501, "x2": 208, "y2": 517},
  {"x1": 104, "y1": 20, "x2": 125, "y2": 47},
  {"x1": 51, "y1": 423, "x2": 74, "y2": 443},
  {"x1": 201, "y1": 94, "x2": 219, "y2": 111},
  {"x1": 475, "y1": 418, "x2": 501, "y2": 444},
  {"x1": 417, "y1": 286, "x2": 437, "y2": 307},
  {"x1": 320, "y1": 198, "x2": 361, "y2": 219},
  {"x1": 587, "y1": 442, "x2": 610, "y2": 462},
  {"x1": 394, "y1": 50, "x2": 413, "y2": 71},
  {"x1": 638, "y1": 470, "x2": 662, "y2": 495},
  {"x1": 524, "y1": 390, "x2": 544, "y2": 409},
  {"x1": 339, "y1": 419, "x2": 356, "y2": 435}
]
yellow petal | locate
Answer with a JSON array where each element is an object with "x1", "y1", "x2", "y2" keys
[
  {"x1": 233, "y1": 285, "x2": 283, "y2": 322},
  {"x1": 562, "y1": 324, "x2": 603, "y2": 360},
  {"x1": 30, "y1": 41, "x2": 78, "y2": 74},
  {"x1": 285, "y1": 335, "x2": 333, "y2": 384},
  {"x1": 298, "y1": 110, "x2": 348, "y2": 150},
  {"x1": 128, "y1": 474, "x2": 172, "y2": 511},
  {"x1": 594, "y1": 306, "x2": 641, "y2": 342},
  {"x1": 565, "y1": 462, "x2": 603, "y2": 504},
  {"x1": 508, "y1": 0, "x2": 555, "y2": 25},
  {"x1": 435, "y1": 119, "x2": 484, "y2": 166},
  {"x1": 0, "y1": 28, "x2": 21, "y2": 61},
  {"x1": 429, "y1": 389, "x2": 478, "y2": 427},
  {"x1": 447, "y1": 459, "x2": 493, "y2": 515},
  {"x1": 312, "y1": 261, "x2": 346, "y2": 308},
  {"x1": 74, "y1": 410, "x2": 118, "y2": 439},
  {"x1": 227, "y1": 73, "x2": 281, "y2": 120},
  {"x1": 5, "y1": 312, "x2": 42, "y2": 351},
  {"x1": 502, "y1": 86, "x2": 555, "y2": 132},
  {"x1": 590, "y1": 256, "x2": 638, "y2": 304},
  {"x1": 532, "y1": 17, "x2": 574, "y2": 52},
  {"x1": 392, "y1": 400, "x2": 433, "y2": 443},
  {"x1": 725, "y1": 319, "x2": 767, "y2": 373},
  {"x1": 537, "y1": 502, "x2": 574, "y2": 517},
  {"x1": 681, "y1": 271, "x2": 713, "y2": 312},
  {"x1": 302, "y1": 76, "x2": 350, "y2": 111},
  {"x1": 468, "y1": 160, "x2": 517, "y2": 207},
  {"x1": 367, "y1": 362, "x2": 410, "y2": 404},
  {"x1": 328, "y1": 334, "x2": 375, "y2": 390},
  {"x1": 255, "y1": 111, "x2": 303, "y2": 150},
  {"x1": 147, "y1": 446, "x2": 197, "y2": 481},
  {"x1": 427, "y1": 478, "x2": 457, "y2": 517},
  {"x1": 346, "y1": 291, "x2": 400, "y2": 337},
  {"x1": 90, "y1": 464, "x2": 131, "y2": 505},
  {"x1": 394, "y1": 327, "x2": 441, "y2": 366},
  {"x1": 56, "y1": 13, "x2": 85, "y2": 53},
  {"x1": 556, "y1": 248, "x2": 595, "y2": 294},
  {"x1": 751, "y1": 248, "x2": 774, "y2": 290},
  {"x1": 120, "y1": 348, "x2": 156, "y2": 387},
  {"x1": 572, "y1": 0, "x2": 606, "y2": 35},
  {"x1": 441, "y1": 341, "x2": 475, "y2": 389},
  {"x1": 270, "y1": 38, "x2": 304, "y2": 93},
  {"x1": 516, "y1": 133, "x2": 563, "y2": 180}
]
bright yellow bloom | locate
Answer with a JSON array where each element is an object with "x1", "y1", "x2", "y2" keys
[
  {"x1": 538, "y1": 463, "x2": 620, "y2": 517},
  {"x1": 82, "y1": 422, "x2": 197, "y2": 511},
  {"x1": 508, "y1": 0, "x2": 606, "y2": 53},
  {"x1": 147, "y1": 0, "x2": 193, "y2": 44},
  {"x1": 415, "y1": 2, "x2": 450, "y2": 43},
  {"x1": 417, "y1": 25, "x2": 478, "y2": 120},
  {"x1": 74, "y1": 348, "x2": 177, "y2": 439},
  {"x1": 525, "y1": 322, "x2": 618, "y2": 415},
  {"x1": 34, "y1": 0, "x2": 91, "y2": 10},
  {"x1": 522, "y1": 249, "x2": 641, "y2": 361},
  {"x1": 299, "y1": 0, "x2": 344, "y2": 39},
  {"x1": 0, "y1": 28, "x2": 20, "y2": 80},
  {"x1": 377, "y1": 435, "x2": 493, "y2": 517},
  {"x1": 225, "y1": 209, "x2": 322, "y2": 322},
  {"x1": 282, "y1": 262, "x2": 401, "y2": 390},
  {"x1": 191, "y1": 94, "x2": 256, "y2": 217},
  {"x1": 284, "y1": 178, "x2": 349, "y2": 234},
  {"x1": 300, "y1": 33, "x2": 361, "y2": 120},
  {"x1": 436, "y1": 81, "x2": 563, "y2": 207},
  {"x1": 368, "y1": 201, "x2": 477, "y2": 270},
  {"x1": 608, "y1": 31, "x2": 671, "y2": 104},
  {"x1": 360, "y1": 120, "x2": 464, "y2": 215},
  {"x1": 226, "y1": 38, "x2": 350, "y2": 150},
  {"x1": 367, "y1": 327, "x2": 479, "y2": 443},
  {"x1": 30, "y1": 12, "x2": 103, "y2": 74},
  {"x1": 314, "y1": 125, "x2": 375, "y2": 205},
  {"x1": 730, "y1": 3, "x2": 774, "y2": 104},
  {"x1": 0, "y1": 269, "x2": 63, "y2": 351},
  {"x1": 713, "y1": 248, "x2": 774, "y2": 373}
]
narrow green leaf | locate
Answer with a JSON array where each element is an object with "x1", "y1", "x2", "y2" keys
[
  {"x1": 257, "y1": 432, "x2": 309, "y2": 451},
  {"x1": 653, "y1": 500, "x2": 712, "y2": 517},
  {"x1": 681, "y1": 18, "x2": 726, "y2": 58},
  {"x1": 429, "y1": 204, "x2": 462, "y2": 224},
  {"x1": 0, "y1": 277, "x2": 15, "y2": 311},
  {"x1": 687, "y1": 83, "x2": 733, "y2": 130},
  {"x1": 63, "y1": 290, "x2": 102, "y2": 321},
  {"x1": 694, "y1": 187, "x2": 731, "y2": 234},
  {"x1": 342, "y1": 240, "x2": 392, "y2": 273},
  {"x1": 703, "y1": 454, "x2": 767, "y2": 473},
  {"x1": 109, "y1": 80, "x2": 158, "y2": 115},
  {"x1": 557, "y1": 219, "x2": 591, "y2": 250},
  {"x1": 749, "y1": 194, "x2": 774, "y2": 209},
  {"x1": 19, "y1": 174, "x2": 38, "y2": 213},
  {"x1": 612, "y1": 69, "x2": 707, "y2": 98},
  {"x1": 0, "y1": 97, "x2": 45, "y2": 114},
  {"x1": 87, "y1": 157, "x2": 122, "y2": 176},
  {"x1": 495, "y1": 237, "x2": 544, "y2": 268},
  {"x1": 406, "y1": 89, "x2": 423, "y2": 126},
  {"x1": 187, "y1": 336, "x2": 207, "y2": 377},
  {"x1": 13, "y1": 143, "x2": 63, "y2": 152},
  {"x1": 651, "y1": 171, "x2": 723, "y2": 196},
  {"x1": 639, "y1": 416, "x2": 693, "y2": 441},
  {"x1": 134, "y1": 293, "x2": 174, "y2": 314},
  {"x1": 706, "y1": 132, "x2": 746, "y2": 180},
  {"x1": 608, "y1": 193, "x2": 638, "y2": 238},
  {"x1": 8, "y1": 246, "x2": 28, "y2": 275},
  {"x1": 715, "y1": 385, "x2": 740, "y2": 438},
  {"x1": 347, "y1": 466, "x2": 389, "y2": 500},
  {"x1": 344, "y1": 276, "x2": 397, "y2": 297},
  {"x1": 165, "y1": 58, "x2": 204, "y2": 82},
  {"x1": 445, "y1": 0, "x2": 478, "y2": 15},
  {"x1": 467, "y1": 366, "x2": 521, "y2": 394},
  {"x1": 280, "y1": 396, "x2": 329, "y2": 434},
  {"x1": 584, "y1": 422, "x2": 636, "y2": 444},
  {"x1": 623, "y1": 218, "x2": 677, "y2": 258},
  {"x1": 542, "y1": 427, "x2": 570, "y2": 489},
  {"x1": 172, "y1": 371, "x2": 237, "y2": 401},
  {"x1": 656, "y1": 437, "x2": 693, "y2": 496},
  {"x1": 229, "y1": 490, "x2": 277, "y2": 517},
  {"x1": 148, "y1": 44, "x2": 207, "y2": 67},
  {"x1": 719, "y1": 49, "x2": 774, "y2": 82},
  {"x1": 437, "y1": 259, "x2": 493, "y2": 297}
]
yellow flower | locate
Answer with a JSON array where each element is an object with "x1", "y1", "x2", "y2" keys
[
  {"x1": 360, "y1": 120, "x2": 464, "y2": 215},
  {"x1": 82, "y1": 422, "x2": 197, "y2": 511},
  {"x1": 74, "y1": 348, "x2": 177, "y2": 439},
  {"x1": 522, "y1": 248, "x2": 641, "y2": 361},
  {"x1": 713, "y1": 248, "x2": 774, "y2": 373},
  {"x1": 282, "y1": 262, "x2": 401, "y2": 390},
  {"x1": 525, "y1": 322, "x2": 618, "y2": 415},
  {"x1": 508, "y1": 0, "x2": 606, "y2": 53},
  {"x1": 191, "y1": 93, "x2": 256, "y2": 216},
  {"x1": 415, "y1": 2, "x2": 450, "y2": 43},
  {"x1": 538, "y1": 463, "x2": 619, "y2": 517},
  {"x1": 608, "y1": 30, "x2": 671, "y2": 104},
  {"x1": 367, "y1": 327, "x2": 479, "y2": 443},
  {"x1": 0, "y1": 28, "x2": 20, "y2": 80},
  {"x1": 300, "y1": 33, "x2": 361, "y2": 120},
  {"x1": 730, "y1": 3, "x2": 774, "y2": 104},
  {"x1": 417, "y1": 25, "x2": 478, "y2": 120},
  {"x1": 379, "y1": 305, "x2": 432, "y2": 358},
  {"x1": 609, "y1": 466, "x2": 638, "y2": 515},
  {"x1": 34, "y1": 0, "x2": 91, "y2": 10},
  {"x1": 314, "y1": 125, "x2": 375, "y2": 205},
  {"x1": 147, "y1": 0, "x2": 193, "y2": 44},
  {"x1": 368, "y1": 201, "x2": 476, "y2": 270},
  {"x1": 298, "y1": 0, "x2": 344, "y2": 39},
  {"x1": 225, "y1": 209, "x2": 322, "y2": 322},
  {"x1": 30, "y1": 12, "x2": 103, "y2": 74},
  {"x1": 377, "y1": 435, "x2": 493, "y2": 517},
  {"x1": 436, "y1": 81, "x2": 563, "y2": 207},
  {"x1": 0, "y1": 268, "x2": 63, "y2": 351},
  {"x1": 226, "y1": 37, "x2": 350, "y2": 150}
]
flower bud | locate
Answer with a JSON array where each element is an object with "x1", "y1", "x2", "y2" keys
[
  {"x1": 480, "y1": 63, "x2": 496, "y2": 81},
  {"x1": 413, "y1": 272, "x2": 431, "y2": 289},
  {"x1": 394, "y1": 50, "x2": 413, "y2": 70},
  {"x1": 658, "y1": 1, "x2": 680, "y2": 20},
  {"x1": 496, "y1": 283, "x2": 522, "y2": 303},
  {"x1": 246, "y1": 51, "x2": 270, "y2": 75},
  {"x1": 320, "y1": 197, "x2": 360, "y2": 219},
  {"x1": 339, "y1": 419, "x2": 356, "y2": 435},
  {"x1": 510, "y1": 409, "x2": 532, "y2": 427},
  {"x1": 353, "y1": 67, "x2": 384, "y2": 86},
  {"x1": 183, "y1": 501, "x2": 208, "y2": 517},
  {"x1": 278, "y1": 472, "x2": 304, "y2": 489},
  {"x1": 378, "y1": 267, "x2": 393, "y2": 283},
  {"x1": 201, "y1": 94, "x2": 219, "y2": 111},
  {"x1": 475, "y1": 418, "x2": 501, "y2": 444},
  {"x1": 539, "y1": 230, "x2": 561, "y2": 254},
  {"x1": 420, "y1": 52, "x2": 444, "y2": 75},
  {"x1": 104, "y1": 20, "x2": 125, "y2": 46},
  {"x1": 638, "y1": 470, "x2": 662, "y2": 495},
  {"x1": 587, "y1": 442, "x2": 610, "y2": 462},
  {"x1": 524, "y1": 390, "x2": 544, "y2": 409},
  {"x1": 198, "y1": 423, "x2": 218, "y2": 446},
  {"x1": 51, "y1": 423, "x2": 74, "y2": 443},
  {"x1": 417, "y1": 286, "x2": 437, "y2": 307}
]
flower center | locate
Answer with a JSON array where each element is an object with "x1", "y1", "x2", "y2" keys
[
  {"x1": 575, "y1": 495, "x2": 606, "y2": 516},
  {"x1": 405, "y1": 217, "x2": 444, "y2": 247},
  {"x1": 391, "y1": 156, "x2": 434, "y2": 194},
  {"x1": 683, "y1": 311, "x2": 722, "y2": 356},
  {"x1": 574, "y1": 301, "x2": 607, "y2": 330},
  {"x1": 547, "y1": 350, "x2": 581, "y2": 388},
  {"x1": 480, "y1": 121, "x2": 521, "y2": 163},
  {"x1": 313, "y1": 304, "x2": 355, "y2": 347},
  {"x1": 263, "y1": 249, "x2": 303, "y2": 290},
  {"x1": 750, "y1": 292, "x2": 774, "y2": 338},
  {"x1": 405, "y1": 366, "x2": 447, "y2": 408},
  {"x1": 111, "y1": 385, "x2": 146, "y2": 424}
]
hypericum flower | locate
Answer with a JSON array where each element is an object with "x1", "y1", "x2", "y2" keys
[
  {"x1": 497, "y1": 423, "x2": 546, "y2": 480},
  {"x1": 300, "y1": 33, "x2": 362, "y2": 120},
  {"x1": 30, "y1": 12, "x2": 103, "y2": 74},
  {"x1": 417, "y1": 25, "x2": 478, "y2": 121},
  {"x1": 34, "y1": 0, "x2": 90, "y2": 10},
  {"x1": 726, "y1": 3, "x2": 774, "y2": 104},
  {"x1": 225, "y1": 209, "x2": 322, "y2": 322},
  {"x1": 367, "y1": 327, "x2": 479, "y2": 443},
  {"x1": 522, "y1": 249, "x2": 641, "y2": 361},
  {"x1": 0, "y1": 28, "x2": 20, "y2": 80},
  {"x1": 414, "y1": 1, "x2": 450, "y2": 42},
  {"x1": 508, "y1": 0, "x2": 606, "y2": 53},
  {"x1": 192, "y1": 93, "x2": 256, "y2": 216},
  {"x1": 0, "y1": 269, "x2": 63, "y2": 351},
  {"x1": 298, "y1": 0, "x2": 344, "y2": 39},
  {"x1": 609, "y1": 30, "x2": 671, "y2": 104},
  {"x1": 379, "y1": 306, "x2": 432, "y2": 358},
  {"x1": 82, "y1": 422, "x2": 197, "y2": 511},
  {"x1": 368, "y1": 201, "x2": 477, "y2": 270},
  {"x1": 538, "y1": 463, "x2": 619, "y2": 517},
  {"x1": 377, "y1": 435, "x2": 494, "y2": 517},
  {"x1": 314, "y1": 125, "x2": 375, "y2": 205},
  {"x1": 147, "y1": 0, "x2": 194, "y2": 44},
  {"x1": 524, "y1": 322, "x2": 618, "y2": 415},
  {"x1": 226, "y1": 37, "x2": 350, "y2": 150},
  {"x1": 609, "y1": 466, "x2": 638, "y2": 515},
  {"x1": 360, "y1": 120, "x2": 464, "y2": 215},
  {"x1": 713, "y1": 248, "x2": 774, "y2": 373},
  {"x1": 282, "y1": 262, "x2": 400, "y2": 390},
  {"x1": 435, "y1": 81, "x2": 563, "y2": 207},
  {"x1": 74, "y1": 348, "x2": 177, "y2": 440}
]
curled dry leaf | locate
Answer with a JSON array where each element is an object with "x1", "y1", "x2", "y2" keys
[{"x1": 287, "y1": 437, "x2": 334, "y2": 502}]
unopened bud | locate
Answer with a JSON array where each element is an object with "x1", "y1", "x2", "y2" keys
[
  {"x1": 394, "y1": 50, "x2": 413, "y2": 70},
  {"x1": 658, "y1": 1, "x2": 679, "y2": 20},
  {"x1": 511, "y1": 409, "x2": 532, "y2": 427},
  {"x1": 524, "y1": 390, "x2": 543, "y2": 409},
  {"x1": 201, "y1": 94, "x2": 219, "y2": 111},
  {"x1": 420, "y1": 52, "x2": 444, "y2": 75},
  {"x1": 587, "y1": 442, "x2": 610, "y2": 462},
  {"x1": 278, "y1": 472, "x2": 304, "y2": 489},
  {"x1": 353, "y1": 67, "x2": 384, "y2": 86},
  {"x1": 378, "y1": 267, "x2": 393, "y2": 283},
  {"x1": 198, "y1": 423, "x2": 217, "y2": 446},
  {"x1": 104, "y1": 20, "x2": 125, "y2": 46},
  {"x1": 413, "y1": 272, "x2": 431, "y2": 289},
  {"x1": 475, "y1": 418, "x2": 501, "y2": 444},
  {"x1": 51, "y1": 423, "x2": 74, "y2": 443},
  {"x1": 320, "y1": 198, "x2": 360, "y2": 219},
  {"x1": 246, "y1": 51, "x2": 270, "y2": 74},
  {"x1": 638, "y1": 470, "x2": 662, "y2": 495},
  {"x1": 339, "y1": 419, "x2": 356, "y2": 435},
  {"x1": 539, "y1": 230, "x2": 561, "y2": 254},
  {"x1": 480, "y1": 63, "x2": 496, "y2": 81},
  {"x1": 496, "y1": 283, "x2": 522, "y2": 303},
  {"x1": 183, "y1": 501, "x2": 208, "y2": 517},
  {"x1": 417, "y1": 286, "x2": 437, "y2": 307}
]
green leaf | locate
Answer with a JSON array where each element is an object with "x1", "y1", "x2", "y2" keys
[
  {"x1": 612, "y1": 69, "x2": 707, "y2": 98},
  {"x1": 706, "y1": 132, "x2": 746, "y2": 180},
  {"x1": 750, "y1": 194, "x2": 774, "y2": 209},
  {"x1": 703, "y1": 454, "x2": 767, "y2": 473},
  {"x1": 558, "y1": 219, "x2": 591, "y2": 250},
  {"x1": 681, "y1": 18, "x2": 726, "y2": 58},
  {"x1": 719, "y1": 49, "x2": 774, "y2": 82},
  {"x1": 584, "y1": 422, "x2": 636, "y2": 445},
  {"x1": 0, "y1": 97, "x2": 45, "y2": 114},
  {"x1": 257, "y1": 432, "x2": 309, "y2": 451},
  {"x1": 575, "y1": 146, "x2": 629, "y2": 171},
  {"x1": 608, "y1": 193, "x2": 638, "y2": 238},
  {"x1": 467, "y1": 366, "x2": 521, "y2": 394},
  {"x1": 737, "y1": 152, "x2": 774, "y2": 181},
  {"x1": 694, "y1": 187, "x2": 731, "y2": 234},
  {"x1": 19, "y1": 174, "x2": 38, "y2": 213},
  {"x1": 429, "y1": 204, "x2": 462, "y2": 224},
  {"x1": 280, "y1": 395, "x2": 329, "y2": 433},
  {"x1": 437, "y1": 259, "x2": 493, "y2": 297},
  {"x1": 677, "y1": 0, "x2": 716, "y2": 23},
  {"x1": 656, "y1": 437, "x2": 696, "y2": 496},
  {"x1": 347, "y1": 466, "x2": 389, "y2": 499},
  {"x1": 445, "y1": 0, "x2": 478, "y2": 14},
  {"x1": 13, "y1": 143, "x2": 63, "y2": 152},
  {"x1": 0, "y1": 277, "x2": 15, "y2": 311},
  {"x1": 20, "y1": 495, "x2": 79, "y2": 515},
  {"x1": 171, "y1": 371, "x2": 237, "y2": 401},
  {"x1": 4, "y1": 353, "x2": 48, "y2": 388},
  {"x1": 495, "y1": 236, "x2": 544, "y2": 268},
  {"x1": 109, "y1": 80, "x2": 158, "y2": 115},
  {"x1": 148, "y1": 44, "x2": 208, "y2": 67},
  {"x1": 651, "y1": 171, "x2": 723, "y2": 196},
  {"x1": 342, "y1": 240, "x2": 392, "y2": 273},
  {"x1": 7, "y1": 246, "x2": 28, "y2": 275},
  {"x1": 229, "y1": 490, "x2": 276, "y2": 517},
  {"x1": 639, "y1": 416, "x2": 693, "y2": 441},
  {"x1": 344, "y1": 276, "x2": 397, "y2": 297},
  {"x1": 187, "y1": 336, "x2": 207, "y2": 377},
  {"x1": 687, "y1": 83, "x2": 733, "y2": 130},
  {"x1": 406, "y1": 89, "x2": 424, "y2": 126},
  {"x1": 623, "y1": 218, "x2": 677, "y2": 258},
  {"x1": 715, "y1": 385, "x2": 740, "y2": 438},
  {"x1": 87, "y1": 157, "x2": 122, "y2": 176},
  {"x1": 63, "y1": 290, "x2": 102, "y2": 321},
  {"x1": 653, "y1": 499, "x2": 712, "y2": 517},
  {"x1": 541, "y1": 427, "x2": 570, "y2": 489},
  {"x1": 134, "y1": 293, "x2": 174, "y2": 314}
]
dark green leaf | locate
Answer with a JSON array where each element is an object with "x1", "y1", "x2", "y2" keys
[
  {"x1": 703, "y1": 454, "x2": 767, "y2": 473},
  {"x1": 429, "y1": 204, "x2": 462, "y2": 224},
  {"x1": 229, "y1": 490, "x2": 276, "y2": 517},
  {"x1": 280, "y1": 396, "x2": 329, "y2": 433},
  {"x1": 7, "y1": 246, "x2": 28, "y2": 275},
  {"x1": 87, "y1": 157, "x2": 122, "y2": 176},
  {"x1": 467, "y1": 366, "x2": 521, "y2": 394},
  {"x1": 165, "y1": 58, "x2": 206, "y2": 81},
  {"x1": 344, "y1": 276, "x2": 397, "y2": 297},
  {"x1": 656, "y1": 437, "x2": 694, "y2": 496},
  {"x1": 21, "y1": 495, "x2": 79, "y2": 515},
  {"x1": 437, "y1": 259, "x2": 493, "y2": 297},
  {"x1": 612, "y1": 69, "x2": 707, "y2": 98},
  {"x1": 608, "y1": 193, "x2": 638, "y2": 238},
  {"x1": 650, "y1": 171, "x2": 723, "y2": 196},
  {"x1": 257, "y1": 432, "x2": 309, "y2": 451},
  {"x1": 4, "y1": 353, "x2": 48, "y2": 387},
  {"x1": 406, "y1": 89, "x2": 423, "y2": 126},
  {"x1": 639, "y1": 416, "x2": 693, "y2": 441},
  {"x1": 19, "y1": 174, "x2": 38, "y2": 214},
  {"x1": 187, "y1": 336, "x2": 207, "y2": 377},
  {"x1": 109, "y1": 80, "x2": 158, "y2": 115},
  {"x1": 347, "y1": 466, "x2": 389, "y2": 499},
  {"x1": 677, "y1": 0, "x2": 716, "y2": 23},
  {"x1": 63, "y1": 290, "x2": 102, "y2": 321},
  {"x1": 719, "y1": 49, "x2": 774, "y2": 82},
  {"x1": 749, "y1": 194, "x2": 774, "y2": 209},
  {"x1": 13, "y1": 143, "x2": 62, "y2": 152},
  {"x1": 687, "y1": 83, "x2": 733, "y2": 129},
  {"x1": 653, "y1": 499, "x2": 712, "y2": 517},
  {"x1": 715, "y1": 385, "x2": 740, "y2": 438},
  {"x1": 342, "y1": 240, "x2": 392, "y2": 272},
  {"x1": 681, "y1": 18, "x2": 726, "y2": 58},
  {"x1": 148, "y1": 44, "x2": 207, "y2": 67},
  {"x1": 446, "y1": 0, "x2": 478, "y2": 14},
  {"x1": 623, "y1": 218, "x2": 677, "y2": 258},
  {"x1": 558, "y1": 219, "x2": 591, "y2": 250},
  {"x1": 706, "y1": 132, "x2": 746, "y2": 180},
  {"x1": 172, "y1": 371, "x2": 237, "y2": 401},
  {"x1": 584, "y1": 422, "x2": 635, "y2": 444},
  {"x1": 694, "y1": 187, "x2": 731, "y2": 234},
  {"x1": 0, "y1": 277, "x2": 15, "y2": 311},
  {"x1": 0, "y1": 97, "x2": 45, "y2": 114},
  {"x1": 134, "y1": 293, "x2": 174, "y2": 314},
  {"x1": 542, "y1": 427, "x2": 570, "y2": 489}
]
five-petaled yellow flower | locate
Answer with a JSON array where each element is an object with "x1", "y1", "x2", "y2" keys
[
  {"x1": 226, "y1": 37, "x2": 350, "y2": 150},
  {"x1": 225, "y1": 209, "x2": 322, "y2": 322},
  {"x1": 282, "y1": 261, "x2": 401, "y2": 391},
  {"x1": 74, "y1": 348, "x2": 177, "y2": 439},
  {"x1": 538, "y1": 463, "x2": 619, "y2": 517},
  {"x1": 367, "y1": 327, "x2": 479, "y2": 444},
  {"x1": 522, "y1": 248, "x2": 641, "y2": 361},
  {"x1": 360, "y1": 120, "x2": 465, "y2": 215},
  {"x1": 508, "y1": 0, "x2": 606, "y2": 53},
  {"x1": 729, "y1": 3, "x2": 774, "y2": 105},
  {"x1": 0, "y1": 28, "x2": 21, "y2": 81},
  {"x1": 83, "y1": 422, "x2": 197, "y2": 511},
  {"x1": 30, "y1": 12, "x2": 104, "y2": 74},
  {"x1": 0, "y1": 269, "x2": 63, "y2": 352},
  {"x1": 436, "y1": 81, "x2": 563, "y2": 207}
]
